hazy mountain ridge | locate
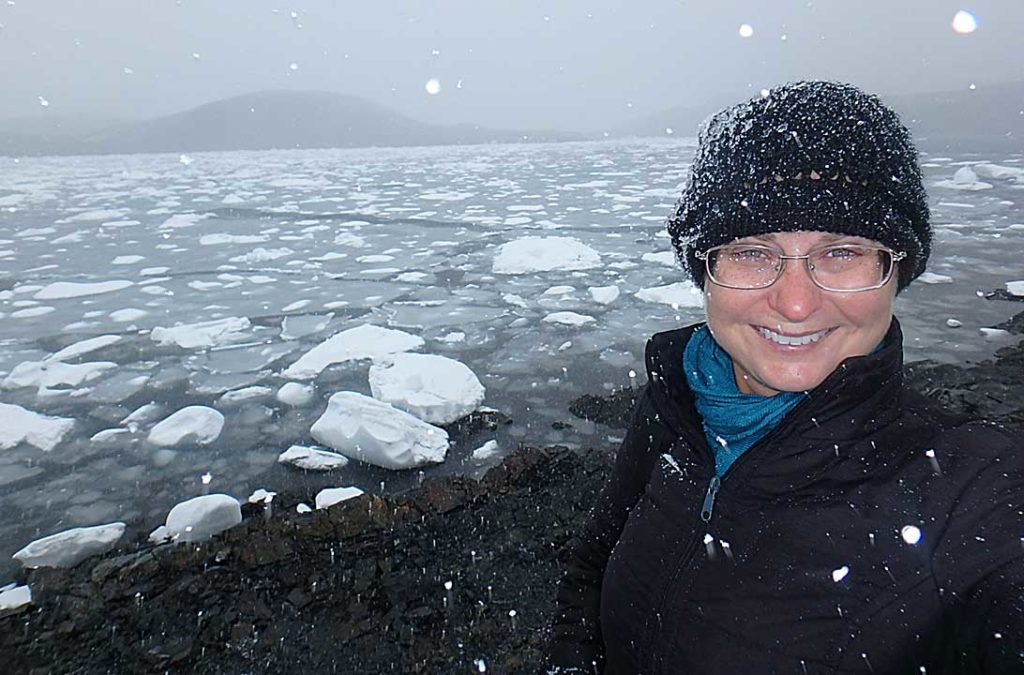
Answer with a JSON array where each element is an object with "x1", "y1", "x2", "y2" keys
[
  {"x1": 0, "y1": 90, "x2": 582, "y2": 156},
  {"x1": 614, "y1": 81, "x2": 1024, "y2": 152}
]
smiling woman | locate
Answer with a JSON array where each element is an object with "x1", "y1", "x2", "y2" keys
[{"x1": 545, "y1": 80, "x2": 1024, "y2": 674}]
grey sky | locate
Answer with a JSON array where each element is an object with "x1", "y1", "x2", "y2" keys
[{"x1": 1, "y1": 0, "x2": 1020, "y2": 132}]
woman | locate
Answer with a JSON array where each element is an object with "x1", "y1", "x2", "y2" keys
[{"x1": 545, "y1": 81, "x2": 1024, "y2": 674}]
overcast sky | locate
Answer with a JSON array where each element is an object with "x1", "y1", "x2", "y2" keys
[{"x1": 1, "y1": 0, "x2": 1020, "y2": 132}]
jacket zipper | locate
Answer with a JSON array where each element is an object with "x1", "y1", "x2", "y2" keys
[{"x1": 700, "y1": 475, "x2": 720, "y2": 523}]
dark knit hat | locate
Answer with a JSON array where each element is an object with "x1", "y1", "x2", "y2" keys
[{"x1": 667, "y1": 80, "x2": 931, "y2": 292}]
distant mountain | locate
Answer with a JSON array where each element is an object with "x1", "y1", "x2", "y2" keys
[
  {"x1": 614, "y1": 81, "x2": 1024, "y2": 153},
  {"x1": 0, "y1": 90, "x2": 582, "y2": 156}
]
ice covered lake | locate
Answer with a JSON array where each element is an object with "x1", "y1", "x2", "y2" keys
[{"x1": 1, "y1": 138, "x2": 1022, "y2": 581}]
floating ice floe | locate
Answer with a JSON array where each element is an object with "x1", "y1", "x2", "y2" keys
[
  {"x1": 147, "y1": 406, "x2": 225, "y2": 447},
  {"x1": 0, "y1": 404, "x2": 74, "y2": 451},
  {"x1": 972, "y1": 163, "x2": 1024, "y2": 181},
  {"x1": 310, "y1": 391, "x2": 449, "y2": 470},
  {"x1": 282, "y1": 324, "x2": 424, "y2": 380},
  {"x1": 369, "y1": 353, "x2": 485, "y2": 424},
  {"x1": 315, "y1": 486, "x2": 365, "y2": 510},
  {"x1": 934, "y1": 166, "x2": 993, "y2": 191},
  {"x1": 48, "y1": 335, "x2": 122, "y2": 362},
  {"x1": 278, "y1": 444, "x2": 350, "y2": 471},
  {"x1": 0, "y1": 585, "x2": 31, "y2": 611},
  {"x1": 635, "y1": 282, "x2": 703, "y2": 308},
  {"x1": 589, "y1": 285, "x2": 620, "y2": 305},
  {"x1": 218, "y1": 385, "x2": 273, "y2": 405},
  {"x1": 1006, "y1": 280, "x2": 1024, "y2": 297},
  {"x1": 2, "y1": 360, "x2": 117, "y2": 394},
  {"x1": 149, "y1": 494, "x2": 242, "y2": 543},
  {"x1": 641, "y1": 251, "x2": 677, "y2": 267},
  {"x1": 472, "y1": 439, "x2": 500, "y2": 460},
  {"x1": 229, "y1": 247, "x2": 293, "y2": 264},
  {"x1": 112, "y1": 255, "x2": 146, "y2": 265},
  {"x1": 13, "y1": 522, "x2": 125, "y2": 569},
  {"x1": 199, "y1": 233, "x2": 268, "y2": 245},
  {"x1": 918, "y1": 272, "x2": 953, "y2": 284},
  {"x1": 492, "y1": 236, "x2": 601, "y2": 274},
  {"x1": 110, "y1": 308, "x2": 148, "y2": 322},
  {"x1": 161, "y1": 213, "x2": 210, "y2": 230},
  {"x1": 33, "y1": 280, "x2": 134, "y2": 300},
  {"x1": 543, "y1": 311, "x2": 596, "y2": 327},
  {"x1": 277, "y1": 382, "x2": 315, "y2": 406},
  {"x1": 150, "y1": 316, "x2": 251, "y2": 349}
]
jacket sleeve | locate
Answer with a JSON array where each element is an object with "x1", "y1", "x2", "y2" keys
[
  {"x1": 930, "y1": 422, "x2": 1024, "y2": 673},
  {"x1": 543, "y1": 384, "x2": 676, "y2": 673}
]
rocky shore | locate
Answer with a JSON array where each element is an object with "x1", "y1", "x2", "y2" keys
[{"x1": 2, "y1": 330, "x2": 1022, "y2": 675}]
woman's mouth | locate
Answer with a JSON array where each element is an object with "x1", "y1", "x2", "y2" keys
[{"x1": 755, "y1": 326, "x2": 834, "y2": 346}]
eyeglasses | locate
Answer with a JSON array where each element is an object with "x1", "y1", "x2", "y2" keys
[{"x1": 695, "y1": 242, "x2": 906, "y2": 292}]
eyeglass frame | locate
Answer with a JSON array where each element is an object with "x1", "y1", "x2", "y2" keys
[{"x1": 694, "y1": 242, "x2": 907, "y2": 292}]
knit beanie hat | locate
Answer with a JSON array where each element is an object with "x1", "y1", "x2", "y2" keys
[{"x1": 667, "y1": 80, "x2": 931, "y2": 292}]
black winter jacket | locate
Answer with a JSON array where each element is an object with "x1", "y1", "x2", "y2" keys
[{"x1": 547, "y1": 320, "x2": 1024, "y2": 674}]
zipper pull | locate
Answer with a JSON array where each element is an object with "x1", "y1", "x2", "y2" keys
[{"x1": 701, "y1": 475, "x2": 721, "y2": 523}]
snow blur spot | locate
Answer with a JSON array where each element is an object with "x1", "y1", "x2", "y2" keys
[
  {"x1": 901, "y1": 525, "x2": 922, "y2": 545},
  {"x1": 738, "y1": 23, "x2": 754, "y2": 38},
  {"x1": 832, "y1": 565, "x2": 850, "y2": 582},
  {"x1": 425, "y1": 78, "x2": 442, "y2": 95},
  {"x1": 951, "y1": 10, "x2": 978, "y2": 34}
]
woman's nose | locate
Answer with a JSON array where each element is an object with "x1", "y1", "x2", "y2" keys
[{"x1": 767, "y1": 259, "x2": 822, "y2": 321}]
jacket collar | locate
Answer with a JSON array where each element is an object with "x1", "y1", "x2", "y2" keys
[{"x1": 645, "y1": 318, "x2": 906, "y2": 479}]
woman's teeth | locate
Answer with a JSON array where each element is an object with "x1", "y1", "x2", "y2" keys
[{"x1": 757, "y1": 326, "x2": 831, "y2": 346}]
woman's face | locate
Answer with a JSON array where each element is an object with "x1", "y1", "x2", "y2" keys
[{"x1": 704, "y1": 231, "x2": 898, "y2": 397}]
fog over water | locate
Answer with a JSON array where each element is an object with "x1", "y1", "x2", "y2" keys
[{"x1": 1, "y1": 1, "x2": 1022, "y2": 131}]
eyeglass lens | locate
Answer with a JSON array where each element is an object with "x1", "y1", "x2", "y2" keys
[{"x1": 707, "y1": 246, "x2": 893, "y2": 290}]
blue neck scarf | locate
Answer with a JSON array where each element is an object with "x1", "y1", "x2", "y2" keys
[{"x1": 682, "y1": 325, "x2": 807, "y2": 476}]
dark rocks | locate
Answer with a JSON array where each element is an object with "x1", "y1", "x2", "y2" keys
[
  {"x1": 568, "y1": 387, "x2": 639, "y2": 429},
  {"x1": 993, "y1": 309, "x2": 1024, "y2": 334}
]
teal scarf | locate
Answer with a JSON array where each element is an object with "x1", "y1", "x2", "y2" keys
[{"x1": 683, "y1": 325, "x2": 806, "y2": 476}]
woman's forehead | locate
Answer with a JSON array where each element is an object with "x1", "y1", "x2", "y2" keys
[{"x1": 733, "y1": 231, "x2": 879, "y2": 247}]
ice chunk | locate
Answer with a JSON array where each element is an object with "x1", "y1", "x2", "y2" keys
[
  {"x1": 13, "y1": 523, "x2": 125, "y2": 569},
  {"x1": 636, "y1": 282, "x2": 704, "y2": 308},
  {"x1": 918, "y1": 272, "x2": 953, "y2": 284},
  {"x1": 110, "y1": 308, "x2": 148, "y2": 322},
  {"x1": 278, "y1": 444, "x2": 350, "y2": 471},
  {"x1": 543, "y1": 311, "x2": 596, "y2": 327},
  {"x1": 972, "y1": 163, "x2": 1023, "y2": 181},
  {"x1": 48, "y1": 335, "x2": 122, "y2": 362},
  {"x1": 277, "y1": 382, "x2": 315, "y2": 406},
  {"x1": 159, "y1": 213, "x2": 210, "y2": 229},
  {"x1": 150, "y1": 316, "x2": 251, "y2": 349},
  {"x1": 218, "y1": 385, "x2": 273, "y2": 405},
  {"x1": 199, "y1": 233, "x2": 268, "y2": 245},
  {"x1": 310, "y1": 391, "x2": 448, "y2": 470},
  {"x1": 112, "y1": 255, "x2": 145, "y2": 265},
  {"x1": 589, "y1": 285, "x2": 620, "y2": 305},
  {"x1": 641, "y1": 251, "x2": 677, "y2": 267},
  {"x1": 0, "y1": 585, "x2": 31, "y2": 611},
  {"x1": 369, "y1": 353, "x2": 485, "y2": 424},
  {"x1": 282, "y1": 324, "x2": 424, "y2": 380},
  {"x1": 492, "y1": 236, "x2": 601, "y2": 274},
  {"x1": 472, "y1": 439, "x2": 501, "y2": 460},
  {"x1": 34, "y1": 280, "x2": 133, "y2": 300},
  {"x1": 247, "y1": 488, "x2": 277, "y2": 504},
  {"x1": 315, "y1": 486, "x2": 365, "y2": 509},
  {"x1": 229, "y1": 247, "x2": 293, "y2": 263},
  {"x1": 151, "y1": 494, "x2": 241, "y2": 543},
  {"x1": 0, "y1": 402, "x2": 74, "y2": 451},
  {"x1": 147, "y1": 406, "x2": 225, "y2": 447},
  {"x1": 1006, "y1": 280, "x2": 1024, "y2": 297},
  {"x1": 3, "y1": 359, "x2": 117, "y2": 392}
]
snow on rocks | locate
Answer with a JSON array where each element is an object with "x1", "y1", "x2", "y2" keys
[
  {"x1": 150, "y1": 316, "x2": 251, "y2": 349},
  {"x1": 0, "y1": 585, "x2": 31, "y2": 611},
  {"x1": 247, "y1": 488, "x2": 277, "y2": 505},
  {"x1": 13, "y1": 523, "x2": 125, "y2": 569},
  {"x1": 147, "y1": 406, "x2": 225, "y2": 447},
  {"x1": 492, "y1": 236, "x2": 601, "y2": 274},
  {"x1": 368, "y1": 353, "x2": 485, "y2": 424},
  {"x1": 33, "y1": 280, "x2": 133, "y2": 300},
  {"x1": 310, "y1": 391, "x2": 448, "y2": 470},
  {"x1": 635, "y1": 282, "x2": 704, "y2": 308},
  {"x1": 282, "y1": 324, "x2": 424, "y2": 380},
  {"x1": 149, "y1": 494, "x2": 242, "y2": 543},
  {"x1": 0, "y1": 403, "x2": 75, "y2": 451},
  {"x1": 589, "y1": 285, "x2": 620, "y2": 305},
  {"x1": 542, "y1": 311, "x2": 596, "y2": 327},
  {"x1": 315, "y1": 486, "x2": 365, "y2": 510},
  {"x1": 277, "y1": 382, "x2": 315, "y2": 406},
  {"x1": 278, "y1": 444, "x2": 350, "y2": 471}
]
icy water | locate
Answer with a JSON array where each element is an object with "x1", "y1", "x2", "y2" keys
[{"x1": 1, "y1": 139, "x2": 1022, "y2": 581}]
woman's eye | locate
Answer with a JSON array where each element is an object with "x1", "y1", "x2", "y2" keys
[
  {"x1": 823, "y1": 246, "x2": 860, "y2": 259},
  {"x1": 730, "y1": 248, "x2": 771, "y2": 260}
]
